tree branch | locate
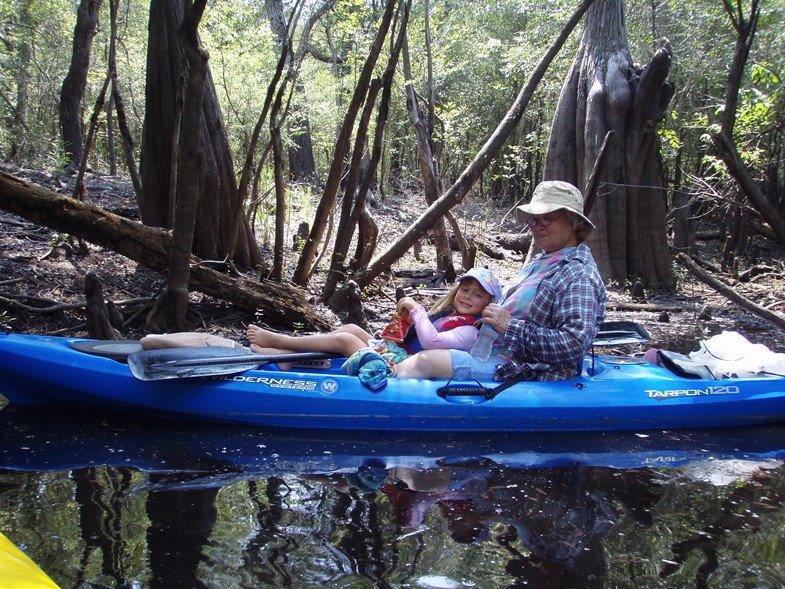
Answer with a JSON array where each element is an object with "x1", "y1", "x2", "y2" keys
[
  {"x1": 355, "y1": 0, "x2": 597, "y2": 288},
  {"x1": 676, "y1": 252, "x2": 785, "y2": 331}
]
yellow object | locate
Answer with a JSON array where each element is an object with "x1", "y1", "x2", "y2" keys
[{"x1": 0, "y1": 532, "x2": 60, "y2": 588}]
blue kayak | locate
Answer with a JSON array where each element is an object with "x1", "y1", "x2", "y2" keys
[{"x1": 1, "y1": 331, "x2": 785, "y2": 432}]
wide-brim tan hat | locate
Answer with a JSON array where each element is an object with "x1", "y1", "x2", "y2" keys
[{"x1": 516, "y1": 181, "x2": 595, "y2": 229}]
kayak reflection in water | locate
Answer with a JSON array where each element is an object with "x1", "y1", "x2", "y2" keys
[{"x1": 318, "y1": 459, "x2": 630, "y2": 578}]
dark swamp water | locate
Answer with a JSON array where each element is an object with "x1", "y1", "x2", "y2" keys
[{"x1": 3, "y1": 404, "x2": 785, "y2": 589}]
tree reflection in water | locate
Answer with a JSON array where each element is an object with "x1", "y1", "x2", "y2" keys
[{"x1": 2, "y1": 407, "x2": 785, "y2": 588}]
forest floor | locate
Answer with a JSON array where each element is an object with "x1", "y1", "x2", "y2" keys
[{"x1": 1, "y1": 163, "x2": 784, "y2": 356}]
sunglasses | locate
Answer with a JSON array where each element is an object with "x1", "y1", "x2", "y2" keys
[{"x1": 526, "y1": 213, "x2": 563, "y2": 228}]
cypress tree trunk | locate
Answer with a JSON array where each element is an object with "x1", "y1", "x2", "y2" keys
[
  {"x1": 545, "y1": 0, "x2": 674, "y2": 288},
  {"x1": 140, "y1": 0, "x2": 261, "y2": 269},
  {"x1": 145, "y1": 0, "x2": 208, "y2": 332}
]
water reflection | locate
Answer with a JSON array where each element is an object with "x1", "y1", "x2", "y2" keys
[{"x1": 2, "y1": 406, "x2": 785, "y2": 588}]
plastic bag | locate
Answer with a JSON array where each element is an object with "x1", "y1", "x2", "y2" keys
[
  {"x1": 689, "y1": 331, "x2": 785, "y2": 378},
  {"x1": 379, "y1": 311, "x2": 411, "y2": 343}
]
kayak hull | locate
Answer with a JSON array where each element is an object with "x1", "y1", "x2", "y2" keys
[
  {"x1": 1, "y1": 333, "x2": 785, "y2": 432},
  {"x1": 3, "y1": 404, "x2": 785, "y2": 478}
]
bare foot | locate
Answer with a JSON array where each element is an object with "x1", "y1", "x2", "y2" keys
[
  {"x1": 246, "y1": 324, "x2": 284, "y2": 348},
  {"x1": 248, "y1": 344, "x2": 284, "y2": 355}
]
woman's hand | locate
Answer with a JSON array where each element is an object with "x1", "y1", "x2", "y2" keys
[{"x1": 481, "y1": 303, "x2": 512, "y2": 335}]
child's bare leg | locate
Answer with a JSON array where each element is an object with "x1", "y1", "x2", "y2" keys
[
  {"x1": 246, "y1": 324, "x2": 367, "y2": 357},
  {"x1": 395, "y1": 349, "x2": 454, "y2": 379},
  {"x1": 248, "y1": 344, "x2": 295, "y2": 355},
  {"x1": 336, "y1": 323, "x2": 375, "y2": 342},
  {"x1": 247, "y1": 344, "x2": 299, "y2": 370}
]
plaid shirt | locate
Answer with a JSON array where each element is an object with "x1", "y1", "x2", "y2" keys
[{"x1": 495, "y1": 243, "x2": 606, "y2": 382}]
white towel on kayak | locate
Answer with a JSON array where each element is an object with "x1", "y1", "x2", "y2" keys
[{"x1": 689, "y1": 331, "x2": 785, "y2": 379}]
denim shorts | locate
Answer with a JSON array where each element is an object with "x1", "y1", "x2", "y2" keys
[{"x1": 449, "y1": 350, "x2": 506, "y2": 381}]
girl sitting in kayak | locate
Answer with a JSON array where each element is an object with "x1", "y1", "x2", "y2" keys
[
  {"x1": 395, "y1": 181, "x2": 606, "y2": 383},
  {"x1": 245, "y1": 267, "x2": 502, "y2": 383}
]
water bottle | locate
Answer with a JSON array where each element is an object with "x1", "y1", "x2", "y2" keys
[{"x1": 470, "y1": 323, "x2": 498, "y2": 361}]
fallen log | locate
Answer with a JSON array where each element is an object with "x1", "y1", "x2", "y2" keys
[
  {"x1": 605, "y1": 301, "x2": 682, "y2": 313},
  {"x1": 0, "y1": 171, "x2": 333, "y2": 331},
  {"x1": 676, "y1": 252, "x2": 785, "y2": 331}
]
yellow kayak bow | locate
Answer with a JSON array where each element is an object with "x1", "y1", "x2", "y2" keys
[{"x1": 0, "y1": 532, "x2": 59, "y2": 589}]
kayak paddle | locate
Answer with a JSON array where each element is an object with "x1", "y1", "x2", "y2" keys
[
  {"x1": 128, "y1": 346, "x2": 338, "y2": 381},
  {"x1": 593, "y1": 321, "x2": 650, "y2": 346}
]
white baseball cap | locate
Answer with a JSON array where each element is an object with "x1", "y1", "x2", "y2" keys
[{"x1": 458, "y1": 267, "x2": 503, "y2": 302}]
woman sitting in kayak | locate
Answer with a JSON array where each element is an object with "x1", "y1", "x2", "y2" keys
[
  {"x1": 245, "y1": 267, "x2": 502, "y2": 367},
  {"x1": 395, "y1": 180, "x2": 606, "y2": 382}
]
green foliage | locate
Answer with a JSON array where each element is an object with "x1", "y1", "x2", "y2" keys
[
  {"x1": 0, "y1": 0, "x2": 150, "y2": 171},
  {"x1": 289, "y1": 182, "x2": 314, "y2": 221},
  {"x1": 733, "y1": 61, "x2": 783, "y2": 167},
  {"x1": 0, "y1": 0, "x2": 783, "y2": 220},
  {"x1": 201, "y1": 3, "x2": 277, "y2": 161},
  {"x1": 368, "y1": 0, "x2": 583, "y2": 202},
  {"x1": 0, "y1": 0, "x2": 75, "y2": 166}
]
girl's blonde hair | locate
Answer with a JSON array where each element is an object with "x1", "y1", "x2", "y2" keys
[{"x1": 428, "y1": 276, "x2": 485, "y2": 316}]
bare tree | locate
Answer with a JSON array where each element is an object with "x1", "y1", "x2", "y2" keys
[
  {"x1": 235, "y1": 0, "x2": 333, "y2": 278},
  {"x1": 352, "y1": 0, "x2": 595, "y2": 289},
  {"x1": 59, "y1": 0, "x2": 103, "y2": 172},
  {"x1": 267, "y1": 0, "x2": 318, "y2": 181},
  {"x1": 401, "y1": 23, "x2": 454, "y2": 280},
  {"x1": 710, "y1": 0, "x2": 785, "y2": 246},
  {"x1": 8, "y1": 1, "x2": 32, "y2": 163},
  {"x1": 292, "y1": 0, "x2": 398, "y2": 286},
  {"x1": 321, "y1": 0, "x2": 410, "y2": 305},
  {"x1": 107, "y1": 0, "x2": 142, "y2": 196}
]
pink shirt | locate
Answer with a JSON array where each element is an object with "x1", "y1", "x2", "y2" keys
[{"x1": 407, "y1": 305, "x2": 479, "y2": 352}]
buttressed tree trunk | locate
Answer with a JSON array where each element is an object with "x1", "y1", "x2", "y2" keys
[
  {"x1": 145, "y1": 0, "x2": 208, "y2": 333},
  {"x1": 140, "y1": 0, "x2": 261, "y2": 269},
  {"x1": 545, "y1": 0, "x2": 674, "y2": 288}
]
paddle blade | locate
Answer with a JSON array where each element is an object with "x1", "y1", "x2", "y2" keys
[
  {"x1": 128, "y1": 346, "x2": 262, "y2": 381},
  {"x1": 593, "y1": 321, "x2": 651, "y2": 346},
  {"x1": 127, "y1": 347, "x2": 340, "y2": 381}
]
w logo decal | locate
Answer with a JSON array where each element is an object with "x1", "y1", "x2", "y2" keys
[{"x1": 320, "y1": 379, "x2": 339, "y2": 395}]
